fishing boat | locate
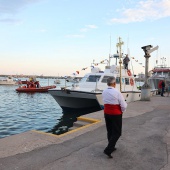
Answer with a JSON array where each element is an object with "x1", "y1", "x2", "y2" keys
[
  {"x1": 48, "y1": 37, "x2": 141, "y2": 111},
  {"x1": 0, "y1": 76, "x2": 18, "y2": 85},
  {"x1": 148, "y1": 66, "x2": 170, "y2": 94}
]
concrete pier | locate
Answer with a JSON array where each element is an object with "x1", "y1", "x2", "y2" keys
[{"x1": 0, "y1": 95, "x2": 170, "y2": 170}]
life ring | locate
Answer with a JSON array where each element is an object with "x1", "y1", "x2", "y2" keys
[
  {"x1": 127, "y1": 70, "x2": 132, "y2": 76},
  {"x1": 130, "y1": 78, "x2": 134, "y2": 86}
]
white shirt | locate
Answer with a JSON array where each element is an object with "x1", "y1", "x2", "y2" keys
[{"x1": 102, "y1": 87, "x2": 127, "y2": 112}]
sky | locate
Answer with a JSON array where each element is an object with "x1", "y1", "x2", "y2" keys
[{"x1": 0, "y1": 0, "x2": 170, "y2": 76}]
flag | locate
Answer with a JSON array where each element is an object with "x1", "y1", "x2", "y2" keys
[{"x1": 82, "y1": 67, "x2": 87, "y2": 70}]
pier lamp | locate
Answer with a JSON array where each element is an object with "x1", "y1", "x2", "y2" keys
[{"x1": 141, "y1": 45, "x2": 159, "y2": 101}]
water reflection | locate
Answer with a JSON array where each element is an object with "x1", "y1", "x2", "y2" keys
[
  {"x1": 48, "y1": 107, "x2": 101, "y2": 135},
  {"x1": 0, "y1": 78, "x2": 101, "y2": 138}
]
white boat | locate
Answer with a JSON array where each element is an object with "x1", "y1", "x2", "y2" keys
[
  {"x1": 54, "y1": 79, "x2": 61, "y2": 84},
  {"x1": 66, "y1": 77, "x2": 79, "y2": 83},
  {"x1": 0, "y1": 76, "x2": 18, "y2": 85},
  {"x1": 49, "y1": 65, "x2": 141, "y2": 111},
  {"x1": 49, "y1": 38, "x2": 141, "y2": 111}
]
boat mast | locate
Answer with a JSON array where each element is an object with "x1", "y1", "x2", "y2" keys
[{"x1": 116, "y1": 37, "x2": 124, "y2": 92}]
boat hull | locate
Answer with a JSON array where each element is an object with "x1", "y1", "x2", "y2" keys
[
  {"x1": 0, "y1": 81, "x2": 17, "y2": 85},
  {"x1": 16, "y1": 85, "x2": 56, "y2": 93},
  {"x1": 49, "y1": 89, "x2": 141, "y2": 111},
  {"x1": 48, "y1": 89, "x2": 102, "y2": 111}
]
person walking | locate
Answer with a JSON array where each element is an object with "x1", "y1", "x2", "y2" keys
[
  {"x1": 123, "y1": 54, "x2": 130, "y2": 70},
  {"x1": 102, "y1": 77, "x2": 127, "y2": 158},
  {"x1": 161, "y1": 80, "x2": 165, "y2": 97},
  {"x1": 166, "y1": 82, "x2": 170, "y2": 97}
]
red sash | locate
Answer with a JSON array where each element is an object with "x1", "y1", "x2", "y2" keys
[{"x1": 104, "y1": 104, "x2": 122, "y2": 115}]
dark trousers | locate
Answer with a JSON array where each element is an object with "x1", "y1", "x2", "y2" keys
[
  {"x1": 124, "y1": 64, "x2": 128, "y2": 69},
  {"x1": 104, "y1": 114, "x2": 122, "y2": 154},
  {"x1": 161, "y1": 87, "x2": 165, "y2": 96}
]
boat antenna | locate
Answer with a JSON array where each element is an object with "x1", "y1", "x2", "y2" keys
[
  {"x1": 155, "y1": 49, "x2": 158, "y2": 67},
  {"x1": 128, "y1": 48, "x2": 134, "y2": 74},
  {"x1": 116, "y1": 37, "x2": 124, "y2": 92},
  {"x1": 109, "y1": 34, "x2": 111, "y2": 66}
]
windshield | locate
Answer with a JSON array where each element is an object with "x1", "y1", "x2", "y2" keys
[
  {"x1": 86, "y1": 75, "x2": 101, "y2": 82},
  {"x1": 101, "y1": 76, "x2": 110, "y2": 83}
]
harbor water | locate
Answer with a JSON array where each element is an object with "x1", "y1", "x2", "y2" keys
[{"x1": 0, "y1": 78, "x2": 96, "y2": 139}]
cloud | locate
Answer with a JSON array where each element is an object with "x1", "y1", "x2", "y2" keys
[
  {"x1": 110, "y1": 0, "x2": 170, "y2": 24},
  {"x1": 80, "y1": 24, "x2": 98, "y2": 32},
  {"x1": 0, "y1": 18, "x2": 22, "y2": 24},
  {"x1": 65, "y1": 34, "x2": 85, "y2": 38},
  {"x1": 0, "y1": 0, "x2": 43, "y2": 23},
  {"x1": 0, "y1": 0, "x2": 42, "y2": 14},
  {"x1": 86, "y1": 25, "x2": 98, "y2": 29}
]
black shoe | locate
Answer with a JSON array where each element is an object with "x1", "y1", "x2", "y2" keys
[
  {"x1": 113, "y1": 147, "x2": 117, "y2": 152},
  {"x1": 104, "y1": 150, "x2": 113, "y2": 158}
]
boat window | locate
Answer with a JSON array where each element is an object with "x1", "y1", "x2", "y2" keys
[
  {"x1": 122, "y1": 78, "x2": 125, "y2": 84},
  {"x1": 164, "y1": 73, "x2": 168, "y2": 77},
  {"x1": 86, "y1": 75, "x2": 101, "y2": 82},
  {"x1": 116, "y1": 77, "x2": 120, "y2": 84},
  {"x1": 125, "y1": 78, "x2": 129, "y2": 85},
  {"x1": 101, "y1": 76, "x2": 111, "y2": 83}
]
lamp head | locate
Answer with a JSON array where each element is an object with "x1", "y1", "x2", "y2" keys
[{"x1": 141, "y1": 45, "x2": 153, "y2": 56}]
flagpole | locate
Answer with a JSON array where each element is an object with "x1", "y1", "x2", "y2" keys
[{"x1": 109, "y1": 35, "x2": 111, "y2": 66}]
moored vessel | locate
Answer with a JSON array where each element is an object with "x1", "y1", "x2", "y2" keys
[
  {"x1": 54, "y1": 79, "x2": 61, "y2": 84},
  {"x1": 49, "y1": 37, "x2": 141, "y2": 111},
  {"x1": 16, "y1": 85, "x2": 56, "y2": 93},
  {"x1": 148, "y1": 66, "x2": 170, "y2": 93},
  {"x1": 0, "y1": 76, "x2": 18, "y2": 85},
  {"x1": 16, "y1": 76, "x2": 56, "y2": 93}
]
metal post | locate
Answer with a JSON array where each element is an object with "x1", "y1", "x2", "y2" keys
[
  {"x1": 141, "y1": 46, "x2": 152, "y2": 101},
  {"x1": 116, "y1": 37, "x2": 124, "y2": 92},
  {"x1": 141, "y1": 45, "x2": 159, "y2": 101}
]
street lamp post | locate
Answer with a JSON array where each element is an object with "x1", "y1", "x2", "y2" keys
[{"x1": 141, "y1": 45, "x2": 159, "y2": 101}]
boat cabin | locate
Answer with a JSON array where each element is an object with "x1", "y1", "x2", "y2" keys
[{"x1": 72, "y1": 65, "x2": 139, "y2": 92}]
